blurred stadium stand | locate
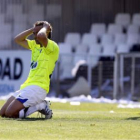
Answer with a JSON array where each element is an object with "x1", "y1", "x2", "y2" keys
[{"x1": 0, "y1": 0, "x2": 140, "y2": 99}]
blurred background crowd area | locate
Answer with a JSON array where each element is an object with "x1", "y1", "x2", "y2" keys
[
  {"x1": 0, "y1": 0, "x2": 140, "y2": 50},
  {"x1": 1, "y1": 0, "x2": 140, "y2": 99}
]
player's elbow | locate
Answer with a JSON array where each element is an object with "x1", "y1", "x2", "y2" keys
[
  {"x1": 37, "y1": 33, "x2": 46, "y2": 40},
  {"x1": 37, "y1": 33, "x2": 48, "y2": 46},
  {"x1": 14, "y1": 36, "x2": 18, "y2": 43},
  {"x1": 14, "y1": 36, "x2": 20, "y2": 44}
]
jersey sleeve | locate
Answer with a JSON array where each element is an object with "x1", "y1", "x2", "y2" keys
[
  {"x1": 44, "y1": 39, "x2": 54, "y2": 53},
  {"x1": 44, "y1": 39, "x2": 59, "y2": 61},
  {"x1": 27, "y1": 39, "x2": 36, "y2": 50}
]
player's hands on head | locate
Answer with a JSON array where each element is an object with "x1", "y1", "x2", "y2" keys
[
  {"x1": 43, "y1": 21, "x2": 51, "y2": 31},
  {"x1": 33, "y1": 21, "x2": 51, "y2": 35},
  {"x1": 43, "y1": 21, "x2": 49, "y2": 27},
  {"x1": 33, "y1": 26, "x2": 42, "y2": 34}
]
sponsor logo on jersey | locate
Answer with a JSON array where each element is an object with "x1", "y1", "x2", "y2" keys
[{"x1": 30, "y1": 61, "x2": 38, "y2": 69}]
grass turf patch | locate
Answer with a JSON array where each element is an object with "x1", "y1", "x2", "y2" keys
[{"x1": 0, "y1": 101, "x2": 140, "y2": 140}]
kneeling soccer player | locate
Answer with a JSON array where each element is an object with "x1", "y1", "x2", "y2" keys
[{"x1": 0, "y1": 21, "x2": 59, "y2": 119}]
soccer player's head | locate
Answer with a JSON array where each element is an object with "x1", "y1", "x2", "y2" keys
[{"x1": 34, "y1": 21, "x2": 52, "y2": 39}]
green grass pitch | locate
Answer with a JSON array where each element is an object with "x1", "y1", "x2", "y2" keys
[{"x1": 0, "y1": 100, "x2": 140, "y2": 140}]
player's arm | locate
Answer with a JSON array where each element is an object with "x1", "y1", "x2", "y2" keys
[
  {"x1": 37, "y1": 22, "x2": 51, "y2": 47},
  {"x1": 14, "y1": 28, "x2": 33, "y2": 49}
]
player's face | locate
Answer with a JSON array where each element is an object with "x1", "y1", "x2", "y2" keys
[{"x1": 33, "y1": 25, "x2": 43, "y2": 44}]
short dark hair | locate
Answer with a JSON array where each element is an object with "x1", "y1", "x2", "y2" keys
[{"x1": 34, "y1": 21, "x2": 52, "y2": 39}]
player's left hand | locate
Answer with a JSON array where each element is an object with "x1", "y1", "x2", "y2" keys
[{"x1": 43, "y1": 21, "x2": 51, "y2": 29}]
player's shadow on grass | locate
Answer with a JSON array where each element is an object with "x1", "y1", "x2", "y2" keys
[
  {"x1": 17, "y1": 117, "x2": 48, "y2": 121},
  {"x1": 126, "y1": 117, "x2": 140, "y2": 120},
  {"x1": 0, "y1": 117, "x2": 47, "y2": 121},
  {"x1": 19, "y1": 117, "x2": 48, "y2": 121}
]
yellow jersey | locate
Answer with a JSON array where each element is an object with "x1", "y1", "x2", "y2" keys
[{"x1": 20, "y1": 39, "x2": 59, "y2": 93}]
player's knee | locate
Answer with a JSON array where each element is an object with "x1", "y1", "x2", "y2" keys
[
  {"x1": 0, "y1": 109, "x2": 6, "y2": 117},
  {"x1": 5, "y1": 110, "x2": 12, "y2": 118},
  {"x1": 5, "y1": 110, "x2": 16, "y2": 118}
]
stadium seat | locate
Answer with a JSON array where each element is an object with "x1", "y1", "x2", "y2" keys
[
  {"x1": 127, "y1": 33, "x2": 139, "y2": 46},
  {"x1": 75, "y1": 44, "x2": 88, "y2": 53},
  {"x1": 59, "y1": 63, "x2": 74, "y2": 80},
  {"x1": 127, "y1": 24, "x2": 139, "y2": 34},
  {"x1": 107, "y1": 24, "x2": 123, "y2": 35},
  {"x1": 58, "y1": 42, "x2": 74, "y2": 80},
  {"x1": 88, "y1": 43, "x2": 102, "y2": 55},
  {"x1": 132, "y1": 13, "x2": 140, "y2": 26},
  {"x1": 58, "y1": 42, "x2": 73, "y2": 54},
  {"x1": 102, "y1": 44, "x2": 116, "y2": 56},
  {"x1": 64, "y1": 32, "x2": 81, "y2": 48},
  {"x1": 73, "y1": 53, "x2": 87, "y2": 66},
  {"x1": 81, "y1": 33, "x2": 98, "y2": 46},
  {"x1": 100, "y1": 34, "x2": 114, "y2": 45},
  {"x1": 71, "y1": 45, "x2": 88, "y2": 78},
  {"x1": 114, "y1": 33, "x2": 127, "y2": 45},
  {"x1": 87, "y1": 44, "x2": 102, "y2": 67},
  {"x1": 115, "y1": 13, "x2": 131, "y2": 28},
  {"x1": 90, "y1": 23, "x2": 106, "y2": 38},
  {"x1": 59, "y1": 54, "x2": 73, "y2": 68},
  {"x1": 74, "y1": 45, "x2": 88, "y2": 66},
  {"x1": 117, "y1": 44, "x2": 130, "y2": 53}
]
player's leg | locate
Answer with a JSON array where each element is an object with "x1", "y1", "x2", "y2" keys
[
  {"x1": 17, "y1": 85, "x2": 51, "y2": 119},
  {"x1": 19, "y1": 100, "x2": 52, "y2": 119},
  {"x1": 0, "y1": 90, "x2": 25, "y2": 118},
  {"x1": 38, "y1": 100, "x2": 53, "y2": 119},
  {"x1": 5, "y1": 99, "x2": 25, "y2": 118},
  {"x1": 0, "y1": 96, "x2": 15, "y2": 117},
  {"x1": 2, "y1": 85, "x2": 52, "y2": 119}
]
